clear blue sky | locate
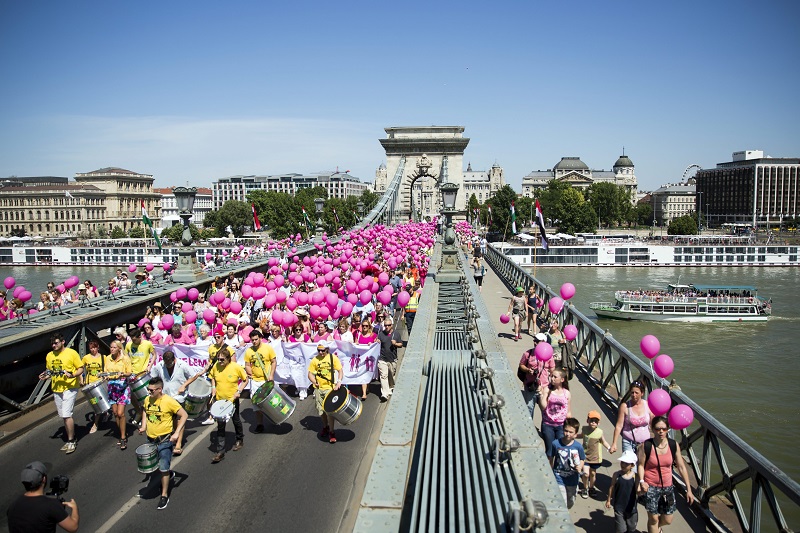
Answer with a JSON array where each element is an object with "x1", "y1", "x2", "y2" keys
[{"x1": 1, "y1": 0, "x2": 798, "y2": 192}]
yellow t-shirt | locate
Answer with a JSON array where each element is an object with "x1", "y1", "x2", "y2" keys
[
  {"x1": 209, "y1": 361, "x2": 247, "y2": 401},
  {"x1": 244, "y1": 343, "x2": 276, "y2": 381},
  {"x1": 208, "y1": 343, "x2": 227, "y2": 366},
  {"x1": 104, "y1": 354, "x2": 132, "y2": 378},
  {"x1": 126, "y1": 339, "x2": 155, "y2": 374},
  {"x1": 143, "y1": 394, "x2": 183, "y2": 439},
  {"x1": 46, "y1": 348, "x2": 83, "y2": 393},
  {"x1": 81, "y1": 354, "x2": 105, "y2": 384},
  {"x1": 307, "y1": 353, "x2": 342, "y2": 390}
]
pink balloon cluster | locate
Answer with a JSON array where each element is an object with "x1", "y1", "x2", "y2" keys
[{"x1": 641, "y1": 334, "x2": 694, "y2": 430}]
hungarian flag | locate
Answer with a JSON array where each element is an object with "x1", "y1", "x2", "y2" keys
[
  {"x1": 301, "y1": 206, "x2": 313, "y2": 229},
  {"x1": 251, "y1": 203, "x2": 261, "y2": 231},
  {"x1": 535, "y1": 199, "x2": 549, "y2": 250},
  {"x1": 332, "y1": 207, "x2": 340, "y2": 225},
  {"x1": 510, "y1": 202, "x2": 517, "y2": 234},
  {"x1": 141, "y1": 201, "x2": 162, "y2": 250},
  {"x1": 487, "y1": 205, "x2": 493, "y2": 227}
]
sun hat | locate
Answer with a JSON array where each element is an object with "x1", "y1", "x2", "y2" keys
[{"x1": 619, "y1": 450, "x2": 637, "y2": 465}]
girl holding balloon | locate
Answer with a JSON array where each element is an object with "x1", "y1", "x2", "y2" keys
[{"x1": 538, "y1": 368, "x2": 571, "y2": 459}]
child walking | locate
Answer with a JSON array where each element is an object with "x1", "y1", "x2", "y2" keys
[
  {"x1": 605, "y1": 450, "x2": 639, "y2": 533},
  {"x1": 549, "y1": 417, "x2": 585, "y2": 509},
  {"x1": 579, "y1": 410, "x2": 612, "y2": 498},
  {"x1": 539, "y1": 368, "x2": 571, "y2": 459}
]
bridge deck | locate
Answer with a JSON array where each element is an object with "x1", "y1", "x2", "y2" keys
[{"x1": 479, "y1": 264, "x2": 707, "y2": 532}]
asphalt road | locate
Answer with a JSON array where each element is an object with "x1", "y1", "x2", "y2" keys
[{"x1": 1, "y1": 387, "x2": 385, "y2": 533}]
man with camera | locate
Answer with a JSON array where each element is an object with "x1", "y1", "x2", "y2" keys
[
  {"x1": 6, "y1": 461, "x2": 79, "y2": 532},
  {"x1": 518, "y1": 333, "x2": 555, "y2": 418}
]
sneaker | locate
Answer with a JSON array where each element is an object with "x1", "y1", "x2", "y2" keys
[
  {"x1": 319, "y1": 426, "x2": 329, "y2": 439},
  {"x1": 60, "y1": 442, "x2": 71, "y2": 451},
  {"x1": 589, "y1": 486, "x2": 600, "y2": 497},
  {"x1": 232, "y1": 441, "x2": 243, "y2": 452},
  {"x1": 201, "y1": 416, "x2": 215, "y2": 425},
  {"x1": 254, "y1": 425, "x2": 264, "y2": 434},
  {"x1": 65, "y1": 441, "x2": 77, "y2": 454},
  {"x1": 157, "y1": 496, "x2": 169, "y2": 510},
  {"x1": 579, "y1": 488, "x2": 589, "y2": 499},
  {"x1": 329, "y1": 431, "x2": 337, "y2": 444},
  {"x1": 212, "y1": 453, "x2": 225, "y2": 464}
]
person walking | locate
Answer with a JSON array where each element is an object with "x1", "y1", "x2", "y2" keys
[
  {"x1": 307, "y1": 343, "x2": 343, "y2": 444},
  {"x1": 243, "y1": 329, "x2": 276, "y2": 433},
  {"x1": 506, "y1": 287, "x2": 527, "y2": 341},
  {"x1": 377, "y1": 319, "x2": 402, "y2": 402},
  {"x1": 105, "y1": 340, "x2": 132, "y2": 450},
  {"x1": 209, "y1": 347, "x2": 247, "y2": 463},
  {"x1": 40, "y1": 333, "x2": 84, "y2": 454},
  {"x1": 610, "y1": 381, "x2": 652, "y2": 454}
]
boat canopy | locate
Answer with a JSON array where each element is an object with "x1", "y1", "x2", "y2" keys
[{"x1": 668, "y1": 283, "x2": 758, "y2": 292}]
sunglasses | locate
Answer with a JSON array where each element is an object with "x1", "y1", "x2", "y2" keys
[
  {"x1": 317, "y1": 349, "x2": 327, "y2": 353},
  {"x1": 147, "y1": 387, "x2": 161, "y2": 393},
  {"x1": 654, "y1": 427, "x2": 668, "y2": 432}
]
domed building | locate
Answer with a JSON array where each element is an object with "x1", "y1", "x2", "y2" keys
[{"x1": 521, "y1": 154, "x2": 638, "y2": 200}]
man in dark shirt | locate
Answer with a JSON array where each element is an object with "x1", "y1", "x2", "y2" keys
[
  {"x1": 377, "y1": 319, "x2": 402, "y2": 402},
  {"x1": 7, "y1": 461, "x2": 79, "y2": 532}
]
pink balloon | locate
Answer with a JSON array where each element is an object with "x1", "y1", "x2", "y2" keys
[
  {"x1": 203, "y1": 309, "x2": 216, "y2": 324},
  {"x1": 668, "y1": 404, "x2": 694, "y2": 430},
  {"x1": 241, "y1": 326, "x2": 253, "y2": 343},
  {"x1": 220, "y1": 298, "x2": 231, "y2": 311},
  {"x1": 309, "y1": 305, "x2": 321, "y2": 320},
  {"x1": 378, "y1": 273, "x2": 390, "y2": 286},
  {"x1": 18, "y1": 290, "x2": 32, "y2": 302},
  {"x1": 358, "y1": 278, "x2": 371, "y2": 292},
  {"x1": 169, "y1": 292, "x2": 178, "y2": 302},
  {"x1": 13, "y1": 286, "x2": 25, "y2": 298},
  {"x1": 640, "y1": 335, "x2": 660, "y2": 359},
  {"x1": 241, "y1": 285, "x2": 253, "y2": 298},
  {"x1": 534, "y1": 342, "x2": 553, "y2": 361},
  {"x1": 377, "y1": 291, "x2": 392, "y2": 306},
  {"x1": 181, "y1": 302, "x2": 193, "y2": 313},
  {"x1": 548, "y1": 296, "x2": 564, "y2": 315},
  {"x1": 319, "y1": 305, "x2": 330, "y2": 319},
  {"x1": 359, "y1": 290, "x2": 372, "y2": 305},
  {"x1": 397, "y1": 291, "x2": 410, "y2": 308},
  {"x1": 128, "y1": 264, "x2": 137, "y2": 273},
  {"x1": 253, "y1": 287, "x2": 266, "y2": 300},
  {"x1": 163, "y1": 263, "x2": 171, "y2": 271},
  {"x1": 229, "y1": 301, "x2": 242, "y2": 314},
  {"x1": 275, "y1": 290, "x2": 287, "y2": 303},
  {"x1": 563, "y1": 324, "x2": 578, "y2": 341},
  {"x1": 63, "y1": 277, "x2": 77, "y2": 289},
  {"x1": 653, "y1": 354, "x2": 674, "y2": 379},
  {"x1": 296, "y1": 292, "x2": 309, "y2": 305},
  {"x1": 345, "y1": 280, "x2": 357, "y2": 293},
  {"x1": 648, "y1": 388, "x2": 672, "y2": 417},
  {"x1": 176, "y1": 287, "x2": 188, "y2": 300},
  {"x1": 185, "y1": 310, "x2": 197, "y2": 324},
  {"x1": 3, "y1": 277, "x2": 14, "y2": 289},
  {"x1": 500, "y1": 313, "x2": 510, "y2": 324},
  {"x1": 206, "y1": 253, "x2": 213, "y2": 261},
  {"x1": 145, "y1": 263, "x2": 154, "y2": 272},
  {"x1": 160, "y1": 315, "x2": 174, "y2": 330},
  {"x1": 340, "y1": 302, "x2": 353, "y2": 316},
  {"x1": 28, "y1": 308, "x2": 37, "y2": 315},
  {"x1": 560, "y1": 283, "x2": 576, "y2": 300},
  {"x1": 326, "y1": 292, "x2": 339, "y2": 309},
  {"x1": 188, "y1": 288, "x2": 199, "y2": 301},
  {"x1": 271, "y1": 309, "x2": 284, "y2": 325},
  {"x1": 274, "y1": 275, "x2": 285, "y2": 286},
  {"x1": 286, "y1": 297, "x2": 298, "y2": 311},
  {"x1": 56, "y1": 284, "x2": 65, "y2": 294}
]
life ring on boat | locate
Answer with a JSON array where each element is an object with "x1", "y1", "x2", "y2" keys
[{"x1": 748, "y1": 297, "x2": 753, "y2": 303}]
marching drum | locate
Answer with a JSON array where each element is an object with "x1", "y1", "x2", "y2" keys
[
  {"x1": 183, "y1": 379, "x2": 212, "y2": 419},
  {"x1": 251, "y1": 382, "x2": 296, "y2": 425},
  {"x1": 81, "y1": 381, "x2": 111, "y2": 415},
  {"x1": 210, "y1": 400, "x2": 235, "y2": 423},
  {"x1": 135, "y1": 443, "x2": 159, "y2": 474},
  {"x1": 129, "y1": 373, "x2": 151, "y2": 403},
  {"x1": 323, "y1": 387, "x2": 362, "y2": 426}
]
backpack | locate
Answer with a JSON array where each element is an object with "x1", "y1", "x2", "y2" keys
[{"x1": 643, "y1": 438, "x2": 677, "y2": 466}]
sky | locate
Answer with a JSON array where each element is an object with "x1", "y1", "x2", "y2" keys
[{"x1": 1, "y1": 0, "x2": 798, "y2": 193}]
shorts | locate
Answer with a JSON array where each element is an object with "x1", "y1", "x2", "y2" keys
[
  {"x1": 558, "y1": 484, "x2": 578, "y2": 509},
  {"x1": 474, "y1": 276, "x2": 483, "y2": 287},
  {"x1": 54, "y1": 388, "x2": 79, "y2": 418},
  {"x1": 149, "y1": 436, "x2": 174, "y2": 472},
  {"x1": 107, "y1": 380, "x2": 131, "y2": 405},
  {"x1": 585, "y1": 462, "x2": 602, "y2": 470},
  {"x1": 614, "y1": 510, "x2": 638, "y2": 533},
  {"x1": 314, "y1": 388, "x2": 332, "y2": 416},
  {"x1": 645, "y1": 485, "x2": 676, "y2": 516}
]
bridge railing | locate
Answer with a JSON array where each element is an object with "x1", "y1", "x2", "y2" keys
[{"x1": 484, "y1": 243, "x2": 800, "y2": 533}]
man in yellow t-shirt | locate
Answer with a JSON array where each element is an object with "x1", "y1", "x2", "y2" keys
[
  {"x1": 208, "y1": 347, "x2": 247, "y2": 463},
  {"x1": 40, "y1": 332, "x2": 84, "y2": 454},
  {"x1": 139, "y1": 375, "x2": 187, "y2": 511},
  {"x1": 307, "y1": 343, "x2": 343, "y2": 444},
  {"x1": 126, "y1": 327, "x2": 156, "y2": 425},
  {"x1": 243, "y1": 329, "x2": 277, "y2": 434}
]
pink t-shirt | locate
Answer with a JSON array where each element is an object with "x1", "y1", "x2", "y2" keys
[
  {"x1": 644, "y1": 442, "x2": 673, "y2": 487},
  {"x1": 543, "y1": 389, "x2": 570, "y2": 426}
]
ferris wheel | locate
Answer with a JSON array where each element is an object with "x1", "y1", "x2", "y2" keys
[{"x1": 683, "y1": 164, "x2": 702, "y2": 181}]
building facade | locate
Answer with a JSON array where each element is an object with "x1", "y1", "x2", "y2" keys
[
  {"x1": 155, "y1": 187, "x2": 213, "y2": 229},
  {"x1": 462, "y1": 162, "x2": 505, "y2": 203},
  {"x1": 695, "y1": 150, "x2": 800, "y2": 228},
  {"x1": 651, "y1": 182, "x2": 696, "y2": 226},
  {"x1": 212, "y1": 171, "x2": 369, "y2": 210},
  {"x1": 74, "y1": 167, "x2": 161, "y2": 233},
  {"x1": 521, "y1": 155, "x2": 638, "y2": 200}
]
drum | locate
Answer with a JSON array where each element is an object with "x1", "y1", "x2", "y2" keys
[
  {"x1": 135, "y1": 443, "x2": 159, "y2": 474},
  {"x1": 210, "y1": 400, "x2": 235, "y2": 423},
  {"x1": 129, "y1": 373, "x2": 151, "y2": 403},
  {"x1": 184, "y1": 378, "x2": 212, "y2": 419},
  {"x1": 323, "y1": 387, "x2": 362, "y2": 426},
  {"x1": 81, "y1": 380, "x2": 111, "y2": 415},
  {"x1": 251, "y1": 382, "x2": 296, "y2": 425}
]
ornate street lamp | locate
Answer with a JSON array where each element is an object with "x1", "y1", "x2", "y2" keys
[
  {"x1": 171, "y1": 186, "x2": 205, "y2": 282},
  {"x1": 314, "y1": 197, "x2": 325, "y2": 242},
  {"x1": 437, "y1": 182, "x2": 460, "y2": 282}
]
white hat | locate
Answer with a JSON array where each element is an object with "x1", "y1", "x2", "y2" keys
[
  {"x1": 619, "y1": 450, "x2": 637, "y2": 465},
  {"x1": 534, "y1": 333, "x2": 548, "y2": 342}
]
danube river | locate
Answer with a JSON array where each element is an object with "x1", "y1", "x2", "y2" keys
[{"x1": 530, "y1": 265, "x2": 800, "y2": 489}]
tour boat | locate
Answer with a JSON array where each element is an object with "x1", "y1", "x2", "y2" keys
[{"x1": 589, "y1": 284, "x2": 772, "y2": 322}]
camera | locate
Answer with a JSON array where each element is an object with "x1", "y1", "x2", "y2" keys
[{"x1": 48, "y1": 475, "x2": 69, "y2": 498}]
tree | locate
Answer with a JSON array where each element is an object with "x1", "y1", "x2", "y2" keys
[
  {"x1": 359, "y1": 189, "x2": 380, "y2": 213},
  {"x1": 537, "y1": 180, "x2": 573, "y2": 226},
  {"x1": 128, "y1": 226, "x2": 145, "y2": 238},
  {"x1": 161, "y1": 223, "x2": 201, "y2": 242},
  {"x1": 110, "y1": 226, "x2": 126, "y2": 239},
  {"x1": 248, "y1": 190, "x2": 305, "y2": 239},
  {"x1": 668, "y1": 215, "x2": 698, "y2": 235},
  {"x1": 586, "y1": 182, "x2": 631, "y2": 228},
  {"x1": 203, "y1": 210, "x2": 220, "y2": 231},
  {"x1": 96, "y1": 226, "x2": 108, "y2": 238},
  {"x1": 10, "y1": 227, "x2": 26, "y2": 238},
  {"x1": 485, "y1": 185, "x2": 517, "y2": 234},
  {"x1": 635, "y1": 203, "x2": 654, "y2": 226},
  {"x1": 215, "y1": 200, "x2": 253, "y2": 238},
  {"x1": 556, "y1": 188, "x2": 597, "y2": 234}
]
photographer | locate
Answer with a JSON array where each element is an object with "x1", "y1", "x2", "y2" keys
[
  {"x1": 6, "y1": 461, "x2": 79, "y2": 532},
  {"x1": 518, "y1": 333, "x2": 555, "y2": 418}
]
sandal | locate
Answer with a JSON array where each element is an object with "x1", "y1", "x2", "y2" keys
[
  {"x1": 173, "y1": 448, "x2": 183, "y2": 456},
  {"x1": 120, "y1": 438, "x2": 128, "y2": 450},
  {"x1": 89, "y1": 425, "x2": 97, "y2": 434}
]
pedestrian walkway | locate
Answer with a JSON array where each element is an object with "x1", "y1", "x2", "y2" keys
[{"x1": 479, "y1": 267, "x2": 708, "y2": 532}]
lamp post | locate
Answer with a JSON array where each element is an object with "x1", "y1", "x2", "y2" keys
[
  {"x1": 171, "y1": 186, "x2": 204, "y2": 282},
  {"x1": 314, "y1": 197, "x2": 325, "y2": 243},
  {"x1": 437, "y1": 182, "x2": 460, "y2": 282},
  {"x1": 356, "y1": 201, "x2": 364, "y2": 223}
]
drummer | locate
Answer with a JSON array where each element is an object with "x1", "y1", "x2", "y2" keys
[
  {"x1": 208, "y1": 347, "x2": 247, "y2": 463},
  {"x1": 198, "y1": 325, "x2": 228, "y2": 426},
  {"x1": 81, "y1": 340, "x2": 107, "y2": 435},
  {"x1": 150, "y1": 350, "x2": 197, "y2": 455},
  {"x1": 126, "y1": 328, "x2": 157, "y2": 426},
  {"x1": 105, "y1": 340, "x2": 132, "y2": 450},
  {"x1": 307, "y1": 343, "x2": 344, "y2": 444},
  {"x1": 243, "y1": 329, "x2": 277, "y2": 434},
  {"x1": 138, "y1": 376, "x2": 188, "y2": 511},
  {"x1": 40, "y1": 332, "x2": 84, "y2": 454}
]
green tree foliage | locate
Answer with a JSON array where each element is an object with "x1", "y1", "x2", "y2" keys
[
  {"x1": 537, "y1": 181, "x2": 573, "y2": 226},
  {"x1": 485, "y1": 185, "x2": 517, "y2": 233},
  {"x1": 668, "y1": 215, "x2": 698, "y2": 235},
  {"x1": 468, "y1": 193, "x2": 480, "y2": 215},
  {"x1": 215, "y1": 200, "x2": 254, "y2": 238},
  {"x1": 96, "y1": 226, "x2": 108, "y2": 238},
  {"x1": 10, "y1": 227, "x2": 26, "y2": 237},
  {"x1": 249, "y1": 190, "x2": 305, "y2": 240},
  {"x1": 203, "y1": 210, "x2": 220, "y2": 230},
  {"x1": 556, "y1": 188, "x2": 597, "y2": 234},
  {"x1": 160, "y1": 223, "x2": 201, "y2": 242},
  {"x1": 128, "y1": 226, "x2": 145, "y2": 238},
  {"x1": 110, "y1": 226, "x2": 126, "y2": 239},
  {"x1": 359, "y1": 189, "x2": 379, "y2": 213},
  {"x1": 635, "y1": 203, "x2": 654, "y2": 226}
]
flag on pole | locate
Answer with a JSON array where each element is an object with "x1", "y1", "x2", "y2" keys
[
  {"x1": 251, "y1": 203, "x2": 261, "y2": 231},
  {"x1": 487, "y1": 205, "x2": 493, "y2": 227},
  {"x1": 332, "y1": 207, "x2": 340, "y2": 225},
  {"x1": 65, "y1": 191, "x2": 74, "y2": 199},
  {"x1": 535, "y1": 199, "x2": 549, "y2": 250},
  {"x1": 510, "y1": 202, "x2": 517, "y2": 234},
  {"x1": 301, "y1": 206, "x2": 313, "y2": 229},
  {"x1": 141, "y1": 200, "x2": 162, "y2": 250}
]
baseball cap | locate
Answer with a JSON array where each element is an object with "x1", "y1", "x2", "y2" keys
[
  {"x1": 534, "y1": 333, "x2": 548, "y2": 342},
  {"x1": 587, "y1": 410, "x2": 602, "y2": 421},
  {"x1": 21, "y1": 461, "x2": 47, "y2": 484},
  {"x1": 619, "y1": 450, "x2": 638, "y2": 465}
]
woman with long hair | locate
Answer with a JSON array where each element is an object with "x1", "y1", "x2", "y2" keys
[
  {"x1": 610, "y1": 381, "x2": 652, "y2": 454},
  {"x1": 105, "y1": 340, "x2": 132, "y2": 450}
]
